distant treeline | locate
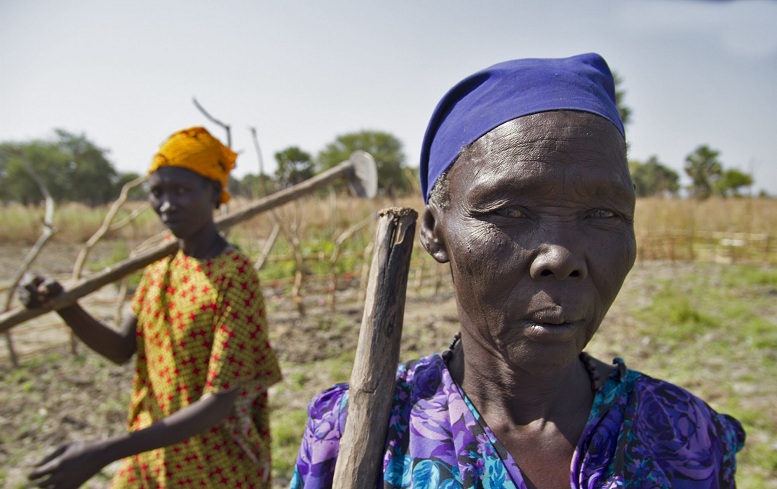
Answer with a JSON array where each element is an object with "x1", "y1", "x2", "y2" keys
[
  {"x1": 0, "y1": 128, "x2": 761, "y2": 206},
  {"x1": 0, "y1": 129, "x2": 417, "y2": 206},
  {"x1": 630, "y1": 147, "x2": 758, "y2": 199}
]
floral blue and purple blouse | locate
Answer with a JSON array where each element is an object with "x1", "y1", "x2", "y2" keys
[{"x1": 291, "y1": 353, "x2": 745, "y2": 488}]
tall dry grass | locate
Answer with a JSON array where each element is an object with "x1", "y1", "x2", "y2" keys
[
  {"x1": 2, "y1": 196, "x2": 776, "y2": 263},
  {"x1": 634, "y1": 197, "x2": 777, "y2": 263},
  {"x1": 0, "y1": 201, "x2": 161, "y2": 244}
]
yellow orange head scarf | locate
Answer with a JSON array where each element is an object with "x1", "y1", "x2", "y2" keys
[{"x1": 149, "y1": 126, "x2": 237, "y2": 204}]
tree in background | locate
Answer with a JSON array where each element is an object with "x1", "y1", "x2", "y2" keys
[
  {"x1": 229, "y1": 173, "x2": 276, "y2": 199},
  {"x1": 0, "y1": 140, "x2": 69, "y2": 204},
  {"x1": 114, "y1": 171, "x2": 147, "y2": 200},
  {"x1": 684, "y1": 145, "x2": 723, "y2": 200},
  {"x1": 612, "y1": 71, "x2": 632, "y2": 129},
  {"x1": 316, "y1": 130, "x2": 409, "y2": 195},
  {"x1": 55, "y1": 130, "x2": 119, "y2": 205},
  {"x1": 274, "y1": 146, "x2": 315, "y2": 189},
  {"x1": 0, "y1": 130, "x2": 134, "y2": 205},
  {"x1": 716, "y1": 168, "x2": 753, "y2": 198},
  {"x1": 629, "y1": 156, "x2": 680, "y2": 198}
]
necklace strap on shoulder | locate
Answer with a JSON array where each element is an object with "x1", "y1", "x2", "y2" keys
[
  {"x1": 579, "y1": 352, "x2": 603, "y2": 392},
  {"x1": 441, "y1": 332, "x2": 461, "y2": 363}
]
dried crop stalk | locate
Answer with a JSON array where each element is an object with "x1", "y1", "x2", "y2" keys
[
  {"x1": 254, "y1": 223, "x2": 281, "y2": 271},
  {"x1": 327, "y1": 213, "x2": 377, "y2": 310}
]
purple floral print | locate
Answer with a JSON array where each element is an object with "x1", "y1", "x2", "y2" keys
[{"x1": 291, "y1": 354, "x2": 744, "y2": 489}]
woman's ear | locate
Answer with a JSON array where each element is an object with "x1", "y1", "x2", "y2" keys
[{"x1": 419, "y1": 206, "x2": 449, "y2": 263}]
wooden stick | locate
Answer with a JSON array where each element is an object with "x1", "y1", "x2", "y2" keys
[
  {"x1": 3, "y1": 156, "x2": 58, "y2": 312},
  {"x1": 3, "y1": 154, "x2": 58, "y2": 367},
  {"x1": 0, "y1": 158, "x2": 366, "y2": 334},
  {"x1": 327, "y1": 213, "x2": 377, "y2": 310},
  {"x1": 72, "y1": 175, "x2": 147, "y2": 281},
  {"x1": 193, "y1": 97, "x2": 231, "y2": 147},
  {"x1": 332, "y1": 207, "x2": 417, "y2": 489}
]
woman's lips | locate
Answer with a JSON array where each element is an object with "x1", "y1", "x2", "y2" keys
[
  {"x1": 161, "y1": 214, "x2": 184, "y2": 227},
  {"x1": 528, "y1": 306, "x2": 583, "y2": 325},
  {"x1": 518, "y1": 319, "x2": 582, "y2": 341}
]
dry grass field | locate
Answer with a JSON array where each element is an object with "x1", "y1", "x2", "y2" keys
[
  {"x1": 2, "y1": 195, "x2": 776, "y2": 262},
  {"x1": 1, "y1": 195, "x2": 776, "y2": 488}
]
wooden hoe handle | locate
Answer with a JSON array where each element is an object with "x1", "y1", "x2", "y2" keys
[
  {"x1": 0, "y1": 157, "x2": 371, "y2": 334},
  {"x1": 332, "y1": 207, "x2": 418, "y2": 489}
]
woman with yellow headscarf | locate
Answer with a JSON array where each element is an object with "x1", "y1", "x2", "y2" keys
[{"x1": 20, "y1": 127, "x2": 282, "y2": 488}]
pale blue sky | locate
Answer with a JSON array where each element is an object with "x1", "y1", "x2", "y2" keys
[{"x1": 2, "y1": 0, "x2": 776, "y2": 194}]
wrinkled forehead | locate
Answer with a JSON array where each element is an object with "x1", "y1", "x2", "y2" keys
[
  {"x1": 449, "y1": 111, "x2": 631, "y2": 194},
  {"x1": 474, "y1": 110, "x2": 625, "y2": 155}
]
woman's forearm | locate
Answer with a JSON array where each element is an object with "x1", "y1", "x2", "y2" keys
[
  {"x1": 94, "y1": 388, "x2": 239, "y2": 466},
  {"x1": 56, "y1": 304, "x2": 137, "y2": 364}
]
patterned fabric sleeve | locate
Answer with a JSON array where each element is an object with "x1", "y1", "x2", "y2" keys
[
  {"x1": 202, "y1": 251, "x2": 282, "y2": 397},
  {"x1": 619, "y1": 378, "x2": 746, "y2": 488},
  {"x1": 129, "y1": 262, "x2": 155, "y2": 318},
  {"x1": 290, "y1": 384, "x2": 350, "y2": 489},
  {"x1": 577, "y1": 364, "x2": 746, "y2": 489}
]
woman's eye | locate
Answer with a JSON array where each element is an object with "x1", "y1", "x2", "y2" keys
[
  {"x1": 588, "y1": 209, "x2": 616, "y2": 219},
  {"x1": 494, "y1": 207, "x2": 524, "y2": 218}
]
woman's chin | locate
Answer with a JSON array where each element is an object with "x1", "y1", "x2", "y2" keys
[{"x1": 500, "y1": 341, "x2": 585, "y2": 373}]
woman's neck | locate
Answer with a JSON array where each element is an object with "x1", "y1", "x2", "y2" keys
[
  {"x1": 446, "y1": 335, "x2": 595, "y2": 427},
  {"x1": 179, "y1": 225, "x2": 227, "y2": 260}
]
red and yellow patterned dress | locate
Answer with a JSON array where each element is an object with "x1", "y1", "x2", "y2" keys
[{"x1": 112, "y1": 247, "x2": 282, "y2": 488}]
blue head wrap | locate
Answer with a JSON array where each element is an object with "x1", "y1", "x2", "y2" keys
[{"x1": 420, "y1": 52, "x2": 624, "y2": 203}]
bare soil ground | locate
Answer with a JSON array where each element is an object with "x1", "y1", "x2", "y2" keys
[{"x1": 1, "y1": 242, "x2": 775, "y2": 488}]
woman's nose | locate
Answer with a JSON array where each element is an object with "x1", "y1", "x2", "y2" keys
[
  {"x1": 159, "y1": 200, "x2": 172, "y2": 213},
  {"x1": 529, "y1": 244, "x2": 588, "y2": 280}
]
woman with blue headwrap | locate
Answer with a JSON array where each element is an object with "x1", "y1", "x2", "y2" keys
[{"x1": 291, "y1": 53, "x2": 744, "y2": 489}]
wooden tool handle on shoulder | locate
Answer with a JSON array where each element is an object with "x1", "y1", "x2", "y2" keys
[{"x1": 332, "y1": 207, "x2": 418, "y2": 489}]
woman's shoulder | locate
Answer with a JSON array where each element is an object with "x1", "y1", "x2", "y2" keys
[
  {"x1": 629, "y1": 369, "x2": 727, "y2": 413},
  {"x1": 307, "y1": 383, "x2": 349, "y2": 417},
  {"x1": 618, "y1": 365, "x2": 746, "y2": 451},
  {"x1": 202, "y1": 246, "x2": 259, "y2": 281},
  {"x1": 601, "y1": 357, "x2": 730, "y2": 414},
  {"x1": 215, "y1": 245, "x2": 253, "y2": 267},
  {"x1": 591, "y1": 363, "x2": 745, "y2": 486},
  {"x1": 305, "y1": 353, "x2": 446, "y2": 421}
]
